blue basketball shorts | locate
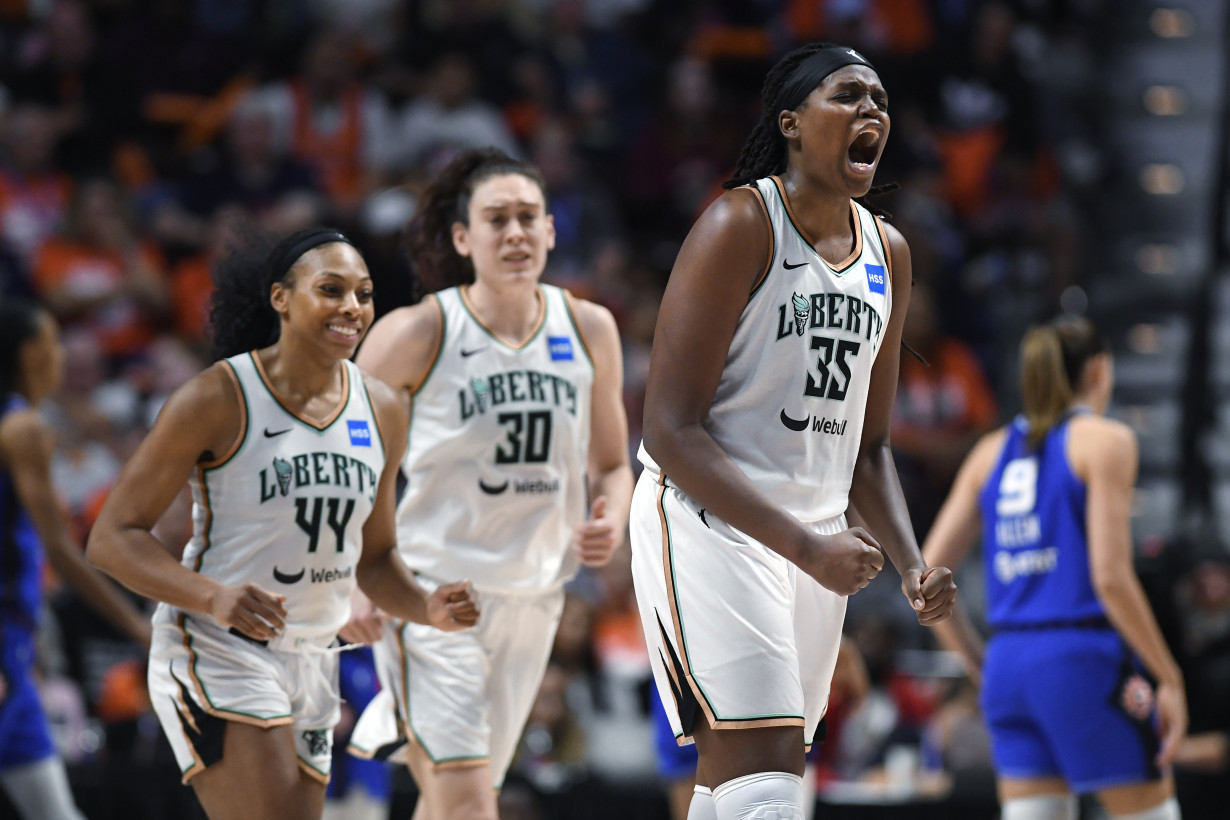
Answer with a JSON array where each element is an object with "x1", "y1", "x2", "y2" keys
[
  {"x1": 981, "y1": 627, "x2": 1161, "y2": 793},
  {"x1": 0, "y1": 622, "x2": 56, "y2": 771}
]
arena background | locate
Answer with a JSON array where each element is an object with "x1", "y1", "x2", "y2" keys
[{"x1": 0, "y1": 0, "x2": 1226, "y2": 818}]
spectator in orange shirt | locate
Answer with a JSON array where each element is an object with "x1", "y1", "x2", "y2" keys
[
  {"x1": 892, "y1": 282, "x2": 997, "y2": 535},
  {"x1": 31, "y1": 177, "x2": 168, "y2": 367}
]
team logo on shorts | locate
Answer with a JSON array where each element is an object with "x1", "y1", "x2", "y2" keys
[
  {"x1": 1120, "y1": 674, "x2": 1154, "y2": 721},
  {"x1": 302, "y1": 729, "x2": 331, "y2": 757}
]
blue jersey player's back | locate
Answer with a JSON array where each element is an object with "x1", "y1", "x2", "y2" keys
[{"x1": 978, "y1": 411, "x2": 1105, "y2": 630}]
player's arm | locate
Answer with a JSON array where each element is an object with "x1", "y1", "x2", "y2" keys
[
  {"x1": 355, "y1": 299, "x2": 443, "y2": 404},
  {"x1": 569, "y1": 296, "x2": 633, "y2": 567},
  {"x1": 918, "y1": 428, "x2": 1005, "y2": 681},
  {"x1": 1077, "y1": 417, "x2": 1186, "y2": 765},
  {"x1": 848, "y1": 223, "x2": 956, "y2": 623},
  {"x1": 355, "y1": 373, "x2": 477, "y2": 632},
  {"x1": 86, "y1": 364, "x2": 288, "y2": 640},
  {"x1": 642, "y1": 190, "x2": 881, "y2": 598},
  {"x1": 2, "y1": 410, "x2": 152, "y2": 647}
]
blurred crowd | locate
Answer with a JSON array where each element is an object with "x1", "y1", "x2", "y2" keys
[{"x1": 2, "y1": 1, "x2": 1227, "y2": 818}]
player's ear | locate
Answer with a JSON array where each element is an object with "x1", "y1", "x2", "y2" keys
[{"x1": 779, "y1": 110, "x2": 801, "y2": 140}]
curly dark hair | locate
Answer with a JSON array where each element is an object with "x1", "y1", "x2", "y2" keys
[
  {"x1": 408, "y1": 147, "x2": 548, "y2": 295},
  {"x1": 207, "y1": 226, "x2": 352, "y2": 361},
  {"x1": 723, "y1": 42, "x2": 896, "y2": 217},
  {"x1": 0, "y1": 299, "x2": 43, "y2": 397}
]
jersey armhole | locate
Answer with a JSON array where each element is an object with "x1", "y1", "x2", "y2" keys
[
  {"x1": 409, "y1": 295, "x2": 446, "y2": 396},
  {"x1": 739, "y1": 184, "x2": 775, "y2": 298},
  {"x1": 200, "y1": 360, "x2": 248, "y2": 470},
  {"x1": 561, "y1": 289, "x2": 596, "y2": 369},
  {"x1": 873, "y1": 215, "x2": 893, "y2": 276}
]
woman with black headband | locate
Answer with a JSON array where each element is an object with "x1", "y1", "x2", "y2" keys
[
  {"x1": 86, "y1": 227, "x2": 478, "y2": 820},
  {"x1": 629, "y1": 43, "x2": 957, "y2": 819}
]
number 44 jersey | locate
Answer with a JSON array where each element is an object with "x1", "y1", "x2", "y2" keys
[
  {"x1": 398, "y1": 284, "x2": 593, "y2": 593},
  {"x1": 168, "y1": 353, "x2": 385, "y2": 643}
]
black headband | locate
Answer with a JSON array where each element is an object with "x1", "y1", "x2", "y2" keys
[
  {"x1": 269, "y1": 228, "x2": 352, "y2": 282},
  {"x1": 775, "y1": 46, "x2": 876, "y2": 113}
]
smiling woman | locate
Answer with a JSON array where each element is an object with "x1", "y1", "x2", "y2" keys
[{"x1": 84, "y1": 227, "x2": 478, "y2": 820}]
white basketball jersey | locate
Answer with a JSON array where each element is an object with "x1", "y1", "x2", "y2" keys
[
  {"x1": 397, "y1": 284, "x2": 593, "y2": 591},
  {"x1": 163, "y1": 353, "x2": 385, "y2": 642},
  {"x1": 641, "y1": 177, "x2": 893, "y2": 522}
]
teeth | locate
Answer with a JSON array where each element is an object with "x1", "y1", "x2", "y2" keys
[{"x1": 328, "y1": 325, "x2": 358, "y2": 336}]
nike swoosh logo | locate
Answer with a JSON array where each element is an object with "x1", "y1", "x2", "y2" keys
[
  {"x1": 264, "y1": 428, "x2": 291, "y2": 438},
  {"x1": 783, "y1": 259, "x2": 808, "y2": 270},
  {"x1": 779, "y1": 409, "x2": 811, "y2": 431},
  {"x1": 478, "y1": 478, "x2": 509, "y2": 495},
  {"x1": 460, "y1": 347, "x2": 488, "y2": 358},
  {"x1": 272, "y1": 566, "x2": 304, "y2": 584}
]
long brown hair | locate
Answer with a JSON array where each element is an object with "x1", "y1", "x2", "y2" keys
[{"x1": 1019, "y1": 315, "x2": 1106, "y2": 448}]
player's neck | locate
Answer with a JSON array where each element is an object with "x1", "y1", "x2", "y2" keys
[{"x1": 463, "y1": 281, "x2": 544, "y2": 346}]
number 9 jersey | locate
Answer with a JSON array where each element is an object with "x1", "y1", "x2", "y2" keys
[
  {"x1": 396, "y1": 284, "x2": 593, "y2": 592},
  {"x1": 154, "y1": 352, "x2": 385, "y2": 643}
]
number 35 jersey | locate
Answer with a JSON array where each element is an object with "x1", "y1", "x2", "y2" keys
[
  {"x1": 650, "y1": 176, "x2": 892, "y2": 523},
  {"x1": 165, "y1": 353, "x2": 385, "y2": 642},
  {"x1": 398, "y1": 284, "x2": 593, "y2": 592}
]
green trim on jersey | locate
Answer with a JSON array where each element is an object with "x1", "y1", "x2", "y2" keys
[
  {"x1": 560, "y1": 291, "x2": 596, "y2": 371},
  {"x1": 210, "y1": 359, "x2": 251, "y2": 471},
  {"x1": 246, "y1": 352, "x2": 350, "y2": 433},
  {"x1": 355, "y1": 366, "x2": 386, "y2": 458},
  {"x1": 182, "y1": 616, "x2": 291, "y2": 723},
  {"x1": 458, "y1": 285, "x2": 549, "y2": 353},
  {"x1": 411, "y1": 294, "x2": 447, "y2": 398}
]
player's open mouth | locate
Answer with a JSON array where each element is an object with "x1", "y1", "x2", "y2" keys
[{"x1": 847, "y1": 129, "x2": 882, "y2": 171}]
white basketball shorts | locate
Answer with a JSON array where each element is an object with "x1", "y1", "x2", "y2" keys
[
  {"x1": 147, "y1": 609, "x2": 341, "y2": 784},
  {"x1": 629, "y1": 469, "x2": 847, "y2": 747},
  {"x1": 348, "y1": 579, "x2": 565, "y2": 787}
]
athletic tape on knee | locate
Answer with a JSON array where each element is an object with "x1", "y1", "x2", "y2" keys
[
  {"x1": 688, "y1": 785, "x2": 719, "y2": 820},
  {"x1": 1109, "y1": 796, "x2": 1181, "y2": 820},
  {"x1": 1001, "y1": 794, "x2": 1078, "y2": 820},
  {"x1": 713, "y1": 772, "x2": 804, "y2": 820}
]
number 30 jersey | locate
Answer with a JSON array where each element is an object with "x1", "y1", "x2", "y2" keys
[
  {"x1": 397, "y1": 285, "x2": 593, "y2": 592},
  {"x1": 161, "y1": 353, "x2": 385, "y2": 642}
]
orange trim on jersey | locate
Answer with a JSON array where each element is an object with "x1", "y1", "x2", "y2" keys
[
  {"x1": 561, "y1": 290, "x2": 594, "y2": 365},
  {"x1": 873, "y1": 214, "x2": 893, "y2": 279},
  {"x1": 200, "y1": 361, "x2": 247, "y2": 469},
  {"x1": 297, "y1": 759, "x2": 331, "y2": 785},
  {"x1": 250, "y1": 351, "x2": 350, "y2": 430},
  {"x1": 459, "y1": 284, "x2": 546, "y2": 351},
  {"x1": 191, "y1": 465, "x2": 211, "y2": 572},
  {"x1": 739, "y1": 185, "x2": 774, "y2": 295},
  {"x1": 177, "y1": 614, "x2": 294, "y2": 729},
  {"x1": 409, "y1": 296, "x2": 446, "y2": 396},
  {"x1": 770, "y1": 176, "x2": 863, "y2": 272}
]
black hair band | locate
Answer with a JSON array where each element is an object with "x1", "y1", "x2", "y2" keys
[
  {"x1": 775, "y1": 46, "x2": 876, "y2": 113},
  {"x1": 270, "y1": 228, "x2": 352, "y2": 282}
]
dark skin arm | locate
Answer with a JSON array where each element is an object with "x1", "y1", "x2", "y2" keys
[
  {"x1": 353, "y1": 372, "x2": 478, "y2": 631},
  {"x1": 847, "y1": 225, "x2": 957, "y2": 624},
  {"x1": 1, "y1": 410, "x2": 152, "y2": 647},
  {"x1": 87, "y1": 363, "x2": 289, "y2": 640},
  {"x1": 642, "y1": 189, "x2": 882, "y2": 596}
]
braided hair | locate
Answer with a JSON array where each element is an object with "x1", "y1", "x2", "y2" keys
[
  {"x1": 408, "y1": 147, "x2": 548, "y2": 295},
  {"x1": 724, "y1": 42, "x2": 896, "y2": 217},
  {"x1": 0, "y1": 299, "x2": 43, "y2": 398}
]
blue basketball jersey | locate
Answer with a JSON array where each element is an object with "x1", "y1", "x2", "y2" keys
[
  {"x1": 0, "y1": 394, "x2": 43, "y2": 630},
  {"x1": 977, "y1": 411, "x2": 1105, "y2": 629}
]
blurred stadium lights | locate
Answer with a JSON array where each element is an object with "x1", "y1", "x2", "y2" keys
[
  {"x1": 1143, "y1": 85, "x2": 1188, "y2": 116},
  {"x1": 1149, "y1": 7, "x2": 1194, "y2": 38},
  {"x1": 1139, "y1": 163, "x2": 1185, "y2": 195}
]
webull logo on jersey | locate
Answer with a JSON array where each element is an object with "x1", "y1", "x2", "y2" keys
[
  {"x1": 459, "y1": 369, "x2": 579, "y2": 421},
  {"x1": 259, "y1": 452, "x2": 379, "y2": 503}
]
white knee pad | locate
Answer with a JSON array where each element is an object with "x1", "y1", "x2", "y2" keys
[
  {"x1": 712, "y1": 772, "x2": 804, "y2": 820},
  {"x1": 1110, "y1": 797, "x2": 1181, "y2": 820},
  {"x1": 1001, "y1": 794, "x2": 1078, "y2": 820},
  {"x1": 688, "y1": 785, "x2": 719, "y2": 820}
]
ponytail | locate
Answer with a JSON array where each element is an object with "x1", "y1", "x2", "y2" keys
[
  {"x1": 408, "y1": 147, "x2": 547, "y2": 296},
  {"x1": 1020, "y1": 315, "x2": 1106, "y2": 448}
]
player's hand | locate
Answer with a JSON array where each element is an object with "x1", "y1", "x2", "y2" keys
[
  {"x1": 426, "y1": 580, "x2": 479, "y2": 632},
  {"x1": 1155, "y1": 680, "x2": 1188, "y2": 768},
  {"x1": 902, "y1": 565, "x2": 958, "y2": 626},
  {"x1": 207, "y1": 583, "x2": 286, "y2": 640},
  {"x1": 801, "y1": 528, "x2": 884, "y2": 596},
  {"x1": 339, "y1": 590, "x2": 386, "y2": 645},
  {"x1": 572, "y1": 496, "x2": 619, "y2": 567}
]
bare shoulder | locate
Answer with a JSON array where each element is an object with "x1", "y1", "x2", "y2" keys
[
  {"x1": 671, "y1": 185, "x2": 772, "y2": 295},
  {"x1": 960, "y1": 426, "x2": 1010, "y2": 488},
  {"x1": 358, "y1": 368, "x2": 405, "y2": 416},
  {"x1": 0, "y1": 404, "x2": 52, "y2": 463},
  {"x1": 356, "y1": 300, "x2": 443, "y2": 391},
  {"x1": 566, "y1": 294, "x2": 620, "y2": 349},
  {"x1": 1068, "y1": 414, "x2": 1137, "y2": 474}
]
